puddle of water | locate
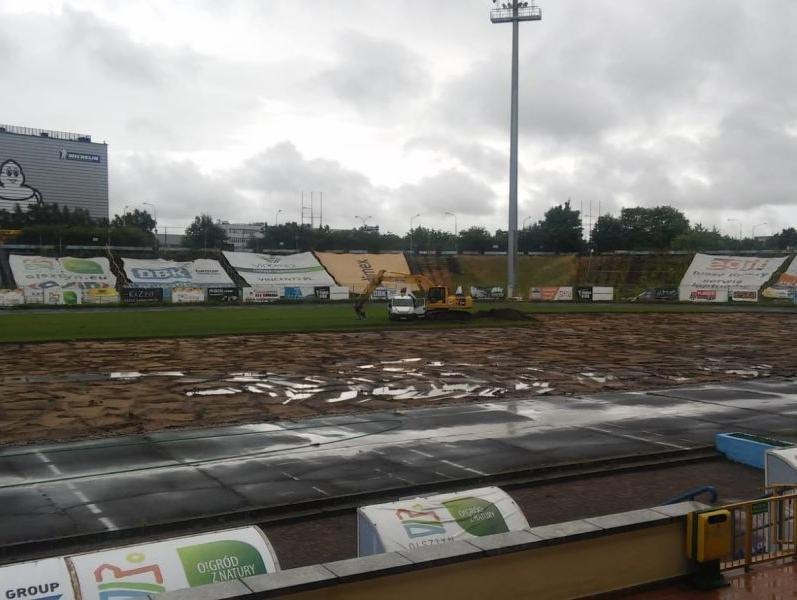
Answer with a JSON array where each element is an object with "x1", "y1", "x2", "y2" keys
[
  {"x1": 109, "y1": 371, "x2": 144, "y2": 380},
  {"x1": 327, "y1": 390, "x2": 359, "y2": 404},
  {"x1": 358, "y1": 365, "x2": 375, "y2": 370},
  {"x1": 146, "y1": 371, "x2": 185, "y2": 377},
  {"x1": 186, "y1": 387, "x2": 240, "y2": 397},
  {"x1": 428, "y1": 361, "x2": 445, "y2": 367},
  {"x1": 441, "y1": 372, "x2": 465, "y2": 377},
  {"x1": 726, "y1": 369, "x2": 759, "y2": 377},
  {"x1": 515, "y1": 382, "x2": 530, "y2": 391}
]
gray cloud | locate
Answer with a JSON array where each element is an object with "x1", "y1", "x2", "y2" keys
[{"x1": 315, "y1": 30, "x2": 433, "y2": 116}]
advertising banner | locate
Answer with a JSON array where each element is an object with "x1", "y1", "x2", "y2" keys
[
  {"x1": 43, "y1": 287, "x2": 82, "y2": 305},
  {"x1": 122, "y1": 258, "x2": 233, "y2": 287},
  {"x1": 763, "y1": 256, "x2": 797, "y2": 298},
  {"x1": 529, "y1": 286, "x2": 573, "y2": 301},
  {"x1": 314, "y1": 286, "x2": 330, "y2": 300},
  {"x1": 0, "y1": 288, "x2": 24, "y2": 307},
  {"x1": 679, "y1": 254, "x2": 788, "y2": 291},
  {"x1": 83, "y1": 288, "x2": 120, "y2": 305},
  {"x1": 592, "y1": 286, "x2": 614, "y2": 301},
  {"x1": 0, "y1": 557, "x2": 75, "y2": 600},
  {"x1": 679, "y1": 287, "x2": 729, "y2": 303},
  {"x1": 315, "y1": 253, "x2": 415, "y2": 294},
  {"x1": 731, "y1": 289, "x2": 759, "y2": 302},
  {"x1": 67, "y1": 527, "x2": 279, "y2": 599},
  {"x1": 223, "y1": 251, "x2": 335, "y2": 287},
  {"x1": 9, "y1": 255, "x2": 115, "y2": 290},
  {"x1": 283, "y1": 286, "x2": 315, "y2": 300},
  {"x1": 242, "y1": 286, "x2": 280, "y2": 303},
  {"x1": 469, "y1": 286, "x2": 504, "y2": 300},
  {"x1": 357, "y1": 487, "x2": 529, "y2": 556},
  {"x1": 206, "y1": 287, "x2": 240, "y2": 302},
  {"x1": 575, "y1": 286, "x2": 593, "y2": 302},
  {"x1": 329, "y1": 286, "x2": 349, "y2": 301},
  {"x1": 172, "y1": 287, "x2": 205, "y2": 303},
  {"x1": 121, "y1": 287, "x2": 164, "y2": 303},
  {"x1": 23, "y1": 288, "x2": 44, "y2": 304}
]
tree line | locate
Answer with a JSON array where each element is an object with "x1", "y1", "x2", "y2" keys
[{"x1": 2, "y1": 202, "x2": 795, "y2": 253}]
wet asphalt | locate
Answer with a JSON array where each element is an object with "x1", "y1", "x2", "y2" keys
[{"x1": 1, "y1": 377, "x2": 797, "y2": 553}]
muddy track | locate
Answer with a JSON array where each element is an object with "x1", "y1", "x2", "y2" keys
[{"x1": 1, "y1": 313, "x2": 795, "y2": 445}]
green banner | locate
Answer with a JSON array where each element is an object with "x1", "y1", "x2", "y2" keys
[
  {"x1": 177, "y1": 540, "x2": 268, "y2": 586},
  {"x1": 443, "y1": 496, "x2": 509, "y2": 537}
]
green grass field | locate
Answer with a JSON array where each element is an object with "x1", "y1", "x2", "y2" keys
[{"x1": 0, "y1": 301, "x2": 789, "y2": 343}]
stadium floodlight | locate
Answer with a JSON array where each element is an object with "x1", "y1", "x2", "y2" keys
[
  {"x1": 275, "y1": 209, "x2": 283, "y2": 227},
  {"x1": 491, "y1": 0, "x2": 541, "y2": 297}
]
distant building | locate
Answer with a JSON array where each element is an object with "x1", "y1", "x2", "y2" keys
[
  {"x1": 218, "y1": 222, "x2": 264, "y2": 251},
  {"x1": 0, "y1": 124, "x2": 109, "y2": 219}
]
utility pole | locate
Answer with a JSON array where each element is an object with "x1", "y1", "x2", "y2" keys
[{"x1": 491, "y1": 1, "x2": 541, "y2": 298}]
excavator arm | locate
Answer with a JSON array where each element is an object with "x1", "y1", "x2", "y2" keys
[{"x1": 354, "y1": 270, "x2": 432, "y2": 319}]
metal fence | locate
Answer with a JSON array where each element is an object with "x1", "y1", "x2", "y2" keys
[{"x1": 720, "y1": 491, "x2": 797, "y2": 571}]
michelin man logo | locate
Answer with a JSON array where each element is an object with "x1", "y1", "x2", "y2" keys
[{"x1": 0, "y1": 159, "x2": 43, "y2": 209}]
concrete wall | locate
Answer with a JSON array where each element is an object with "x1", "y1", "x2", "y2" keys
[{"x1": 152, "y1": 502, "x2": 706, "y2": 600}]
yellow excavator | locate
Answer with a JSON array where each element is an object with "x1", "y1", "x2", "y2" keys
[{"x1": 353, "y1": 270, "x2": 474, "y2": 320}]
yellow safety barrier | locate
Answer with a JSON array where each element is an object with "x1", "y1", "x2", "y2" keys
[{"x1": 715, "y1": 491, "x2": 797, "y2": 571}]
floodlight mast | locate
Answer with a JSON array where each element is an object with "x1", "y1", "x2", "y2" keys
[{"x1": 491, "y1": 1, "x2": 541, "y2": 298}]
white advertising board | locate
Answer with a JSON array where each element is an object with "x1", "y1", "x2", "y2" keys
[
  {"x1": 9, "y1": 255, "x2": 116, "y2": 290},
  {"x1": 83, "y1": 288, "x2": 120, "y2": 305},
  {"x1": 679, "y1": 287, "x2": 729, "y2": 303},
  {"x1": 529, "y1": 286, "x2": 573, "y2": 301},
  {"x1": 122, "y1": 258, "x2": 233, "y2": 287},
  {"x1": 43, "y1": 287, "x2": 82, "y2": 305},
  {"x1": 223, "y1": 252, "x2": 335, "y2": 287},
  {"x1": 0, "y1": 289, "x2": 24, "y2": 306},
  {"x1": 357, "y1": 486, "x2": 529, "y2": 556},
  {"x1": 242, "y1": 286, "x2": 280, "y2": 303},
  {"x1": 679, "y1": 254, "x2": 787, "y2": 291},
  {"x1": 592, "y1": 286, "x2": 614, "y2": 301},
  {"x1": 0, "y1": 557, "x2": 75, "y2": 600},
  {"x1": 172, "y1": 287, "x2": 205, "y2": 303},
  {"x1": 23, "y1": 288, "x2": 44, "y2": 304},
  {"x1": 67, "y1": 527, "x2": 279, "y2": 599}
]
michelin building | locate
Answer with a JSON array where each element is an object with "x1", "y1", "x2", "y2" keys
[{"x1": 0, "y1": 124, "x2": 109, "y2": 220}]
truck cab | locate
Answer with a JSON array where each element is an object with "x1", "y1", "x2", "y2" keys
[{"x1": 388, "y1": 291, "x2": 426, "y2": 321}]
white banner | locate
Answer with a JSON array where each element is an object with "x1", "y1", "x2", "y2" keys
[
  {"x1": 9, "y1": 255, "x2": 116, "y2": 290},
  {"x1": 0, "y1": 288, "x2": 24, "y2": 306},
  {"x1": 592, "y1": 286, "x2": 614, "y2": 301},
  {"x1": 763, "y1": 255, "x2": 797, "y2": 298},
  {"x1": 42, "y1": 287, "x2": 82, "y2": 305},
  {"x1": 123, "y1": 258, "x2": 233, "y2": 287},
  {"x1": 679, "y1": 287, "x2": 729, "y2": 303},
  {"x1": 0, "y1": 557, "x2": 75, "y2": 600},
  {"x1": 223, "y1": 251, "x2": 335, "y2": 287},
  {"x1": 679, "y1": 254, "x2": 788, "y2": 291},
  {"x1": 83, "y1": 288, "x2": 120, "y2": 305},
  {"x1": 172, "y1": 287, "x2": 205, "y2": 303},
  {"x1": 242, "y1": 286, "x2": 280, "y2": 303},
  {"x1": 529, "y1": 286, "x2": 573, "y2": 301},
  {"x1": 67, "y1": 527, "x2": 279, "y2": 599},
  {"x1": 357, "y1": 486, "x2": 529, "y2": 556},
  {"x1": 23, "y1": 288, "x2": 44, "y2": 304},
  {"x1": 329, "y1": 286, "x2": 349, "y2": 300}
]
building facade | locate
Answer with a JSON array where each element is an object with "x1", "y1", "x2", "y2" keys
[
  {"x1": 219, "y1": 222, "x2": 264, "y2": 251},
  {"x1": 0, "y1": 124, "x2": 109, "y2": 220}
]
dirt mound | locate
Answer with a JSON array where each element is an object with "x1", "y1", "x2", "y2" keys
[{"x1": 472, "y1": 308, "x2": 535, "y2": 321}]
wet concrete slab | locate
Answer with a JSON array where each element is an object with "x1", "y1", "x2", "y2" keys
[{"x1": 2, "y1": 378, "x2": 797, "y2": 550}]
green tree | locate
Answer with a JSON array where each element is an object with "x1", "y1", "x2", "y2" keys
[
  {"x1": 671, "y1": 224, "x2": 729, "y2": 251},
  {"x1": 591, "y1": 215, "x2": 626, "y2": 252},
  {"x1": 458, "y1": 226, "x2": 493, "y2": 253},
  {"x1": 112, "y1": 209, "x2": 156, "y2": 233},
  {"x1": 538, "y1": 201, "x2": 583, "y2": 252},
  {"x1": 772, "y1": 228, "x2": 797, "y2": 251},
  {"x1": 620, "y1": 206, "x2": 690, "y2": 250},
  {"x1": 183, "y1": 214, "x2": 227, "y2": 250}
]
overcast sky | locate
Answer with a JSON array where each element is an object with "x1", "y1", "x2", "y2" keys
[{"x1": 1, "y1": 0, "x2": 795, "y2": 237}]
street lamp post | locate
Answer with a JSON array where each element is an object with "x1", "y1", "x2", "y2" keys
[
  {"x1": 410, "y1": 213, "x2": 421, "y2": 253},
  {"x1": 444, "y1": 211, "x2": 458, "y2": 236},
  {"x1": 491, "y1": 0, "x2": 541, "y2": 298},
  {"x1": 355, "y1": 215, "x2": 373, "y2": 229},
  {"x1": 752, "y1": 222, "x2": 768, "y2": 238},
  {"x1": 522, "y1": 216, "x2": 533, "y2": 229},
  {"x1": 143, "y1": 202, "x2": 157, "y2": 230},
  {"x1": 727, "y1": 218, "x2": 743, "y2": 240},
  {"x1": 275, "y1": 209, "x2": 283, "y2": 227}
]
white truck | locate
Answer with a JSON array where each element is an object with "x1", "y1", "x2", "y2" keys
[{"x1": 388, "y1": 291, "x2": 427, "y2": 321}]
